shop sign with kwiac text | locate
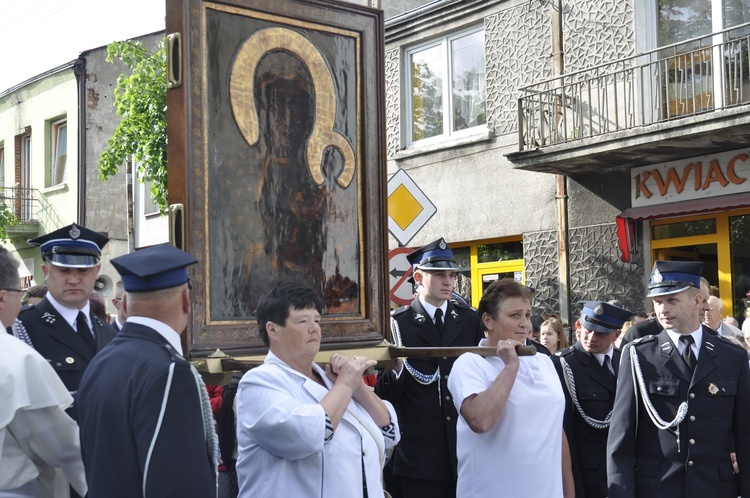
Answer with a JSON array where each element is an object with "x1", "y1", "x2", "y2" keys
[{"x1": 631, "y1": 147, "x2": 750, "y2": 207}]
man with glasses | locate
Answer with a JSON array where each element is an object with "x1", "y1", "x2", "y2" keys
[
  {"x1": 110, "y1": 279, "x2": 126, "y2": 331},
  {"x1": 703, "y1": 295, "x2": 742, "y2": 338},
  {"x1": 17, "y1": 224, "x2": 116, "y2": 420},
  {"x1": 376, "y1": 238, "x2": 484, "y2": 498},
  {"x1": 0, "y1": 247, "x2": 88, "y2": 497}
]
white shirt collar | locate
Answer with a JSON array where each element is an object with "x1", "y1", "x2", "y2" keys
[
  {"x1": 592, "y1": 345, "x2": 615, "y2": 367},
  {"x1": 46, "y1": 292, "x2": 92, "y2": 331},
  {"x1": 666, "y1": 326, "x2": 703, "y2": 356},
  {"x1": 126, "y1": 316, "x2": 183, "y2": 355},
  {"x1": 418, "y1": 296, "x2": 447, "y2": 321}
]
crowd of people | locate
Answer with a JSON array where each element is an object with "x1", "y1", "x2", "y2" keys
[{"x1": 3, "y1": 227, "x2": 750, "y2": 498}]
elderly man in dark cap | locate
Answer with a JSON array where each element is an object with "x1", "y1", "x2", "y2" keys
[
  {"x1": 17, "y1": 223, "x2": 116, "y2": 418},
  {"x1": 552, "y1": 300, "x2": 632, "y2": 498},
  {"x1": 76, "y1": 243, "x2": 217, "y2": 498},
  {"x1": 376, "y1": 238, "x2": 484, "y2": 498},
  {"x1": 608, "y1": 260, "x2": 750, "y2": 498}
]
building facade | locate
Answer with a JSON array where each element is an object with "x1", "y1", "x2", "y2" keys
[
  {"x1": 384, "y1": 0, "x2": 750, "y2": 327},
  {"x1": 0, "y1": 31, "x2": 169, "y2": 313}
]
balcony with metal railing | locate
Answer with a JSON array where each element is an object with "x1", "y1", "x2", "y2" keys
[
  {"x1": 0, "y1": 183, "x2": 60, "y2": 239},
  {"x1": 508, "y1": 22, "x2": 750, "y2": 174}
]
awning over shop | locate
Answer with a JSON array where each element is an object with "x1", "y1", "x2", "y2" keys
[{"x1": 615, "y1": 192, "x2": 750, "y2": 262}]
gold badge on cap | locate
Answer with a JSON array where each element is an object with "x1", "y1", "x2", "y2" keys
[
  {"x1": 65, "y1": 357, "x2": 75, "y2": 364},
  {"x1": 708, "y1": 383, "x2": 719, "y2": 395},
  {"x1": 594, "y1": 304, "x2": 605, "y2": 316},
  {"x1": 69, "y1": 224, "x2": 81, "y2": 239},
  {"x1": 653, "y1": 268, "x2": 663, "y2": 283}
]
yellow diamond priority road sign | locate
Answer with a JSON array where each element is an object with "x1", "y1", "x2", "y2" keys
[{"x1": 387, "y1": 169, "x2": 436, "y2": 246}]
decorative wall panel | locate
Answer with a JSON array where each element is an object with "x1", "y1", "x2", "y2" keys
[
  {"x1": 568, "y1": 223, "x2": 644, "y2": 317},
  {"x1": 564, "y1": 0, "x2": 635, "y2": 76},
  {"x1": 485, "y1": 3, "x2": 551, "y2": 136},
  {"x1": 524, "y1": 230, "x2": 560, "y2": 316},
  {"x1": 385, "y1": 48, "x2": 401, "y2": 157}
]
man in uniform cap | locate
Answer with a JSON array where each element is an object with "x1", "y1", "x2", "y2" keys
[
  {"x1": 76, "y1": 243, "x2": 217, "y2": 498},
  {"x1": 16, "y1": 223, "x2": 116, "y2": 419},
  {"x1": 552, "y1": 300, "x2": 632, "y2": 498},
  {"x1": 376, "y1": 238, "x2": 484, "y2": 498},
  {"x1": 607, "y1": 260, "x2": 750, "y2": 498},
  {"x1": 620, "y1": 276, "x2": 713, "y2": 346}
]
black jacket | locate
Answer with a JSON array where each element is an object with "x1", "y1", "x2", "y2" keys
[
  {"x1": 375, "y1": 298, "x2": 484, "y2": 486},
  {"x1": 608, "y1": 327, "x2": 750, "y2": 498},
  {"x1": 19, "y1": 297, "x2": 116, "y2": 419},
  {"x1": 553, "y1": 342, "x2": 621, "y2": 498}
]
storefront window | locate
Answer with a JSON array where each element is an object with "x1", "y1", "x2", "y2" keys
[
  {"x1": 730, "y1": 214, "x2": 750, "y2": 325},
  {"x1": 652, "y1": 219, "x2": 716, "y2": 239},
  {"x1": 477, "y1": 241, "x2": 524, "y2": 263}
]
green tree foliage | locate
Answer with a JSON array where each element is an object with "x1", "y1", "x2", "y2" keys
[
  {"x1": 98, "y1": 39, "x2": 168, "y2": 213},
  {"x1": 0, "y1": 204, "x2": 18, "y2": 242}
]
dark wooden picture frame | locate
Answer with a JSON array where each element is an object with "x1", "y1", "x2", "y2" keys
[{"x1": 166, "y1": 0, "x2": 388, "y2": 357}]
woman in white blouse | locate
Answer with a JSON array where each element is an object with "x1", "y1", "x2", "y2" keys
[
  {"x1": 235, "y1": 278, "x2": 399, "y2": 497},
  {"x1": 448, "y1": 278, "x2": 574, "y2": 498}
]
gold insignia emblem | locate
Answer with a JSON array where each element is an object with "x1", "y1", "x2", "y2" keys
[
  {"x1": 708, "y1": 383, "x2": 719, "y2": 395},
  {"x1": 65, "y1": 357, "x2": 75, "y2": 364}
]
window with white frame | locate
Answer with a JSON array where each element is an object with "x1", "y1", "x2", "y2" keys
[
  {"x1": 0, "y1": 145, "x2": 4, "y2": 185},
  {"x1": 50, "y1": 119, "x2": 67, "y2": 186},
  {"x1": 406, "y1": 26, "x2": 487, "y2": 146}
]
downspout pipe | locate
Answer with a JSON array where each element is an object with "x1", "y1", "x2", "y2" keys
[
  {"x1": 551, "y1": 0, "x2": 572, "y2": 334},
  {"x1": 74, "y1": 56, "x2": 87, "y2": 225}
]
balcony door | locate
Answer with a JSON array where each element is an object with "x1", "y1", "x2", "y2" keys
[{"x1": 657, "y1": 0, "x2": 750, "y2": 116}]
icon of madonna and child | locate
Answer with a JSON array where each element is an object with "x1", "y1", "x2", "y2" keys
[{"x1": 207, "y1": 23, "x2": 363, "y2": 321}]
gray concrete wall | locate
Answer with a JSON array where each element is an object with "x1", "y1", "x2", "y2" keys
[{"x1": 82, "y1": 32, "x2": 163, "y2": 312}]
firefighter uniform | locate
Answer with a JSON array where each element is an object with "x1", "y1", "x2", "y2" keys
[{"x1": 607, "y1": 261, "x2": 750, "y2": 498}]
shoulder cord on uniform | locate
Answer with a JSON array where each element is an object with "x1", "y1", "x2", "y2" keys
[
  {"x1": 391, "y1": 316, "x2": 440, "y2": 385},
  {"x1": 629, "y1": 345, "x2": 688, "y2": 449},
  {"x1": 190, "y1": 365, "x2": 220, "y2": 488},
  {"x1": 559, "y1": 356, "x2": 611, "y2": 429},
  {"x1": 11, "y1": 319, "x2": 33, "y2": 348}
]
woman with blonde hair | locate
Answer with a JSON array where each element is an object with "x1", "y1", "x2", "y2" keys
[{"x1": 539, "y1": 318, "x2": 568, "y2": 354}]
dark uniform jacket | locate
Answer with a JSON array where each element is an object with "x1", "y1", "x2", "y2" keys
[
  {"x1": 77, "y1": 323, "x2": 215, "y2": 498},
  {"x1": 607, "y1": 326, "x2": 750, "y2": 498},
  {"x1": 552, "y1": 342, "x2": 620, "y2": 498},
  {"x1": 375, "y1": 298, "x2": 484, "y2": 484},
  {"x1": 620, "y1": 318, "x2": 663, "y2": 346},
  {"x1": 18, "y1": 297, "x2": 116, "y2": 419}
]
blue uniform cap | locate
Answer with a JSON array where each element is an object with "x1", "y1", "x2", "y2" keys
[
  {"x1": 111, "y1": 244, "x2": 198, "y2": 292},
  {"x1": 646, "y1": 260, "x2": 703, "y2": 297},
  {"x1": 579, "y1": 300, "x2": 632, "y2": 334},
  {"x1": 29, "y1": 224, "x2": 109, "y2": 268},
  {"x1": 407, "y1": 238, "x2": 458, "y2": 271}
]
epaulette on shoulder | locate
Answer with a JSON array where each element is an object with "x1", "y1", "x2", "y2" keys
[
  {"x1": 162, "y1": 343, "x2": 190, "y2": 365},
  {"x1": 714, "y1": 334, "x2": 747, "y2": 351},
  {"x1": 554, "y1": 345, "x2": 575, "y2": 357},
  {"x1": 631, "y1": 335, "x2": 657, "y2": 346},
  {"x1": 452, "y1": 300, "x2": 477, "y2": 312},
  {"x1": 391, "y1": 306, "x2": 410, "y2": 316}
]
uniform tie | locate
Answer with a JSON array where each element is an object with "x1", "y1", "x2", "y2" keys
[
  {"x1": 602, "y1": 354, "x2": 615, "y2": 379},
  {"x1": 434, "y1": 308, "x2": 444, "y2": 335},
  {"x1": 680, "y1": 335, "x2": 696, "y2": 371},
  {"x1": 76, "y1": 311, "x2": 96, "y2": 355}
]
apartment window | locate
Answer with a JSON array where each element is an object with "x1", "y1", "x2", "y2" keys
[
  {"x1": 0, "y1": 146, "x2": 4, "y2": 185},
  {"x1": 406, "y1": 26, "x2": 487, "y2": 146},
  {"x1": 50, "y1": 119, "x2": 67, "y2": 186}
]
